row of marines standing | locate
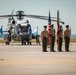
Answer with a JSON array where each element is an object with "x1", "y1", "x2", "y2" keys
[{"x1": 41, "y1": 24, "x2": 71, "y2": 52}]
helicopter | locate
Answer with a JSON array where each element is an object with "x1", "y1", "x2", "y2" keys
[
  {"x1": 0, "y1": 10, "x2": 64, "y2": 45},
  {"x1": 4, "y1": 19, "x2": 33, "y2": 45}
]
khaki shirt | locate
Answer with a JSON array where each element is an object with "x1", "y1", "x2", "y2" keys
[
  {"x1": 41, "y1": 30, "x2": 48, "y2": 39},
  {"x1": 64, "y1": 29, "x2": 71, "y2": 38}
]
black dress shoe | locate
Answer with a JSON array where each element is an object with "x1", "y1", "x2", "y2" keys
[
  {"x1": 50, "y1": 50, "x2": 56, "y2": 52},
  {"x1": 58, "y1": 50, "x2": 63, "y2": 52},
  {"x1": 66, "y1": 50, "x2": 70, "y2": 52},
  {"x1": 45, "y1": 51, "x2": 48, "y2": 52},
  {"x1": 43, "y1": 50, "x2": 48, "y2": 52}
]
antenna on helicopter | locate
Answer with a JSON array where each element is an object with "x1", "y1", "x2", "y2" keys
[{"x1": 8, "y1": 10, "x2": 16, "y2": 25}]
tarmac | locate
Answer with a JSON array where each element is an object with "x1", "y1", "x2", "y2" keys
[{"x1": 0, "y1": 43, "x2": 76, "y2": 75}]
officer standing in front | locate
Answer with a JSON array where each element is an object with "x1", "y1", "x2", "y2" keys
[
  {"x1": 64, "y1": 25, "x2": 71, "y2": 52},
  {"x1": 50, "y1": 24, "x2": 56, "y2": 52},
  {"x1": 41, "y1": 26, "x2": 48, "y2": 52}
]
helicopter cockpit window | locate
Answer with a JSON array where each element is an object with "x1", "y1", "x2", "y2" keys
[{"x1": 21, "y1": 26, "x2": 28, "y2": 32}]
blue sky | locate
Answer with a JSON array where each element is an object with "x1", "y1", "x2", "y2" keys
[{"x1": 0, "y1": 0, "x2": 76, "y2": 34}]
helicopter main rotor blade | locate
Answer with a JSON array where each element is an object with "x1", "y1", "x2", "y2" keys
[
  {"x1": 0, "y1": 15, "x2": 17, "y2": 17},
  {"x1": 0, "y1": 14, "x2": 64, "y2": 24},
  {"x1": 24, "y1": 14, "x2": 61, "y2": 20},
  {"x1": 0, "y1": 14, "x2": 61, "y2": 20},
  {"x1": 24, "y1": 15, "x2": 64, "y2": 24},
  {"x1": 51, "y1": 19, "x2": 64, "y2": 24}
]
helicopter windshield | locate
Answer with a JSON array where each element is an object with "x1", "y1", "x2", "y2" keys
[{"x1": 21, "y1": 26, "x2": 28, "y2": 32}]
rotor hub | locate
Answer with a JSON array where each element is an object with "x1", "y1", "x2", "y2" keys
[{"x1": 16, "y1": 11, "x2": 24, "y2": 20}]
